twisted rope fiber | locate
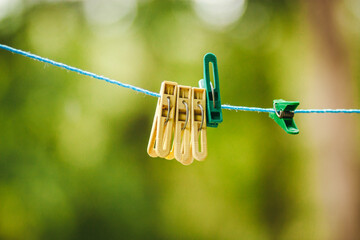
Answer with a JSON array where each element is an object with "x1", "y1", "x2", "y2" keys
[{"x1": 1, "y1": 44, "x2": 359, "y2": 114}]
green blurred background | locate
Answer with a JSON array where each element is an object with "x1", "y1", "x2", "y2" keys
[{"x1": 0, "y1": 0, "x2": 359, "y2": 239}]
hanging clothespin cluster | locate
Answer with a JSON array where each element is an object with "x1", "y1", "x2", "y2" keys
[
  {"x1": 146, "y1": 53, "x2": 301, "y2": 165},
  {"x1": 147, "y1": 53, "x2": 223, "y2": 165},
  {"x1": 147, "y1": 81, "x2": 208, "y2": 165}
]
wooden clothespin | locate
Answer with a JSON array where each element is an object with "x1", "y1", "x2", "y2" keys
[
  {"x1": 191, "y1": 87, "x2": 207, "y2": 161},
  {"x1": 147, "y1": 81, "x2": 177, "y2": 158},
  {"x1": 169, "y1": 85, "x2": 193, "y2": 165},
  {"x1": 147, "y1": 54, "x2": 224, "y2": 164}
]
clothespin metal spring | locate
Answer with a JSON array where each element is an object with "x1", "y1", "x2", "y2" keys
[
  {"x1": 198, "y1": 103, "x2": 205, "y2": 131},
  {"x1": 269, "y1": 99, "x2": 300, "y2": 135},
  {"x1": 273, "y1": 102, "x2": 295, "y2": 119},
  {"x1": 181, "y1": 100, "x2": 189, "y2": 131},
  {"x1": 164, "y1": 97, "x2": 171, "y2": 125}
]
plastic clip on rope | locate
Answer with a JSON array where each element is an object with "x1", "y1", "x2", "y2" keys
[
  {"x1": 269, "y1": 100, "x2": 300, "y2": 135},
  {"x1": 199, "y1": 53, "x2": 223, "y2": 128}
]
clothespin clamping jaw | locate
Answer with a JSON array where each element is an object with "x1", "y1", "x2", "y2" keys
[
  {"x1": 199, "y1": 53, "x2": 223, "y2": 128},
  {"x1": 269, "y1": 99, "x2": 299, "y2": 135}
]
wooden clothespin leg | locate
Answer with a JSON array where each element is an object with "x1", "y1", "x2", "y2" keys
[
  {"x1": 171, "y1": 85, "x2": 193, "y2": 165},
  {"x1": 147, "y1": 81, "x2": 178, "y2": 158},
  {"x1": 191, "y1": 87, "x2": 207, "y2": 161},
  {"x1": 147, "y1": 104, "x2": 160, "y2": 157}
]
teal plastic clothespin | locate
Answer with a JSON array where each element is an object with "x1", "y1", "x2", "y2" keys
[
  {"x1": 269, "y1": 99, "x2": 299, "y2": 135},
  {"x1": 198, "y1": 53, "x2": 223, "y2": 128}
]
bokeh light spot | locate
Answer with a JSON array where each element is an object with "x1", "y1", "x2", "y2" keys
[
  {"x1": 0, "y1": 0, "x2": 21, "y2": 21},
  {"x1": 82, "y1": 0, "x2": 137, "y2": 26},
  {"x1": 192, "y1": 0, "x2": 247, "y2": 30}
]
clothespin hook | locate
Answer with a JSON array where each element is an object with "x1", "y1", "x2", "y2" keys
[
  {"x1": 210, "y1": 82, "x2": 215, "y2": 109},
  {"x1": 181, "y1": 100, "x2": 189, "y2": 131},
  {"x1": 198, "y1": 103, "x2": 204, "y2": 131},
  {"x1": 164, "y1": 96, "x2": 171, "y2": 125},
  {"x1": 273, "y1": 102, "x2": 281, "y2": 118}
]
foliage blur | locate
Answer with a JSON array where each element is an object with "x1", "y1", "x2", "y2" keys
[{"x1": 0, "y1": 0, "x2": 359, "y2": 239}]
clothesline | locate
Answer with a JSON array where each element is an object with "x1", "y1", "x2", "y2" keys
[{"x1": 1, "y1": 43, "x2": 359, "y2": 114}]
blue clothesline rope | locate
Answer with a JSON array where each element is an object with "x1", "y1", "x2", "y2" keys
[{"x1": 1, "y1": 43, "x2": 359, "y2": 114}]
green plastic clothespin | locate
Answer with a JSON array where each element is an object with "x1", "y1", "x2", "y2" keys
[
  {"x1": 269, "y1": 99, "x2": 299, "y2": 135},
  {"x1": 198, "y1": 53, "x2": 223, "y2": 128}
]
